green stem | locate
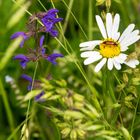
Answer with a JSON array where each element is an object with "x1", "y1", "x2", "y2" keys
[
  {"x1": 130, "y1": 95, "x2": 140, "y2": 135},
  {"x1": 88, "y1": 0, "x2": 93, "y2": 40},
  {"x1": 22, "y1": 62, "x2": 38, "y2": 140},
  {"x1": 0, "y1": 77, "x2": 17, "y2": 140},
  {"x1": 107, "y1": 70, "x2": 116, "y2": 103}
]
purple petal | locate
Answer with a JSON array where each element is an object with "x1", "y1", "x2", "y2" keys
[
  {"x1": 53, "y1": 18, "x2": 63, "y2": 23},
  {"x1": 41, "y1": 19, "x2": 54, "y2": 31},
  {"x1": 21, "y1": 74, "x2": 32, "y2": 91},
  {"x1": 47, "y1": 9, "x2": 59, "y2": 15},
  {"x1": 35, "y1": 91, "x2": 45, "y2": 102},
  {"x1": 49, "y1": 30, "x2": 58, "y2": 37},
  {"x1": 47, "y1": 53, "x2": 63, "y2": 65},
  {"x1": 20, "y1": 61, "x2": 28, "y2": 69},
  {"x1": 14, "y1": 54, "x2": 29, "y2": 61},
  {"x1": 14, "y1": 54, "x2": 29, "y2": 69},
  {"x1": 10, "y1": 31, "x2": 29, "y2": 47},
  {"x1": 40, "y1": 35, "x2": 45, "y2": 47},
  {"x1": 10, "y1": 32, "x2": 25, "y2": 39},
  {"x1": 21, "y1": 74, "x2": 33, "y2": 82},
  {"x1": 20, "y1": 40, "x2": 25, "y2": 48},
  {"x1": 41, "y1": 48, "x2": 46, "y2": 55}
]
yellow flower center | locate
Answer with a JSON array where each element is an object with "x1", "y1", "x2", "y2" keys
[{"x1": 99, "y1": 39, "x2": 120, "y2": 58}]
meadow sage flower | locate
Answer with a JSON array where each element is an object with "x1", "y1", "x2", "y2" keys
[
  {"x1": 14, "y1": 36, "x2": 63, "y2": 68},
  {"x1": 10, "y1": 32, "x2": 31, "y2": 47},
  {"x1": 13, "y1": 54, "x2": 30, "y2": 69},
  {"x1": 80, "y1": 13, "x2": 140, "y2": 72},
  {"x1": 41, "y1": 9, "x2": 63, "y2": 37}
]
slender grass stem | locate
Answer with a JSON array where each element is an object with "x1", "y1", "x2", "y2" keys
[
  {"x1": 130, "y1": 95, "x2": 140, "y2": 135},
  {"x1": 88, "y1": 0, "x2": 93, "y2": 40},
  {"x1": 22, "y1": 61, "x2": 38, "y2": 140},
  {"x1": 61, "y1": 0, "x2": 88, "y2": 40},
  {"x1": 0, "y1": 77, "x2": 17, "y2": 140},
  {"x1": 37, "y1": 0, "x2": 47, "y2": 11}
]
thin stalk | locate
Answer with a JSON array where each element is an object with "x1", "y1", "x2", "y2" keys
[
  {"x1": 0, "y1": 77, "x2": 17, "y2": 140},
  {"x1": 61, "y1": 0, "x2": 88, "y2": 40},
  {"x1": 22, "y1": 61, "x2": 38, "y2": 140},
  {"x1": 107, "y1": 71, "x2": 116, "y2": 102},
  {"x1": 130, "y1": 95, "x2": 140, "y2": 135},
  {"x1": 88, "y1": 0, "x2": 93, "y2": 40}
]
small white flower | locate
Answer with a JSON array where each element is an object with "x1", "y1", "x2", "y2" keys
[{"x1": 79, "y1": 13, "x2": 140, "y2": 72}]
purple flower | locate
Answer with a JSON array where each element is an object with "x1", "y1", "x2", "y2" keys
[
  {"x1": 21, "y1": 74, "x2": 32, "y2": 90},
  {"x1": 14, "y1": 54, "x2": 29, "y2": 69},
  {"x1": 47, "y1": 53, "x2": 63, "y2": 65},
  {"x1": 40, "y1": 35, "x2": 45, "y2": 47},
  {"x1": 10, "y1": 32, "x2": 30, "y2": 47},
  {"x1": 41, "y1": 9, "x2": 63, "y2": 37},
  {"x1": 21, "y1": 74, "x2": 45, "y2": 101},
  {"x1": 39, "y1": 35, "x2": 46, "y2": 54}
]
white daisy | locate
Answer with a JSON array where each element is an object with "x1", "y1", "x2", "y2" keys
[{"x1": 79, "y1": 13, "x2": 140, "y2": 72}]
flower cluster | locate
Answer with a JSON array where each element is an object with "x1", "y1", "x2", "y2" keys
[
  {"x1": 80, "y1": 13, "x2": 140, "y2": 72},
  {"x1": 10, "y1": 8, "x2": 63, "y2": 100},
  {"x1": 11, "y1": 8, "x2": 63, "y2": 69},
  {"x1": 13, "y1": 35, "x2": 63, "y2": 69},
  {"x1": 11, "y1": 9, "x2": 63, "y2": 47}
]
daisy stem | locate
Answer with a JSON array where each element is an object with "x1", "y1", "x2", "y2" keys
[
  {"x1": 0, "y1": 77, "x2": 17, "y2": 140},
  {"x1": 107, "y1": 70, "x2": 116, "y2": 103}
]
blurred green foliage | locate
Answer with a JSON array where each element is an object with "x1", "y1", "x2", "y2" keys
[{"x1": 0, "y1": 0, "x2": 140, "y2": 140}]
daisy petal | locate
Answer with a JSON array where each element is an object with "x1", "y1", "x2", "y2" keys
[
  {"x1": 107, "y1": 58, "x2": 113, "y2": 70},
  {"x1": 96, "y1": 15, "x2": 107, "y2": 39},
  {"x1": 114, "y1": 53, "x2": 127, "y2": 64},
  {"x1": 120, "y1": 36, "x2": 140, "y2": 51},
  {"x1": 94, "y1": 58, "x2": 107, "y2": 72},
  {"x1": 81, "y1": 51, "x2": 100, "y2": 58},
  {"x1": 106, "y1": 13, "x2": 113, "y2": 38},
  {"x1": 111, "y1": 14, "x2": 120, "y2": 39},
  {"x1": 113, "y1": 32, "x2": 120, "y2": 41},
  {"x1": 84, "y1": 55, "x2": 102, "y2": 65},
  {"x1": 113, "y1": 59, "x2": 121, "y2": 70},
  {"x1": 119, "y1": 24, "x2": 135, "y2": 42},
  {"x1": 79, "y1": 40, "x2": 101, "y2": 47},
  {"x1": 120, "y1": 30, "x2": 139, "y2": 45},
  {"x1": 124, "y1": 59, "x2": 139, "y2": 68}
]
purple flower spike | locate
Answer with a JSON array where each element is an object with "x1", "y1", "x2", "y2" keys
[
  {"x1": 41, "y1": 9, "x2": 63, "y2": 37},
  {"x1": 34, "y1": 91, "x2": 45, "y2": 102},
  {"x1": 10, "y1": 32, "x2": 29, "y2": 47},
  {"x1": 14, "y1": 54, "x2": 29, "y2": 69},
  {"x1": 47, "y1": 53, "x2": 63, "y2": 65}
]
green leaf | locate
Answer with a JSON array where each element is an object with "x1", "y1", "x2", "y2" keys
[
  {"x1": 120, "y1": 127, "x2": 131, "y2": 140},
  {"x1": 7, "y1": 1, "x2": 31, "y2": 29},
  {"x1": 0, "y1": 37, "x2": 22, "y2": 71}
]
